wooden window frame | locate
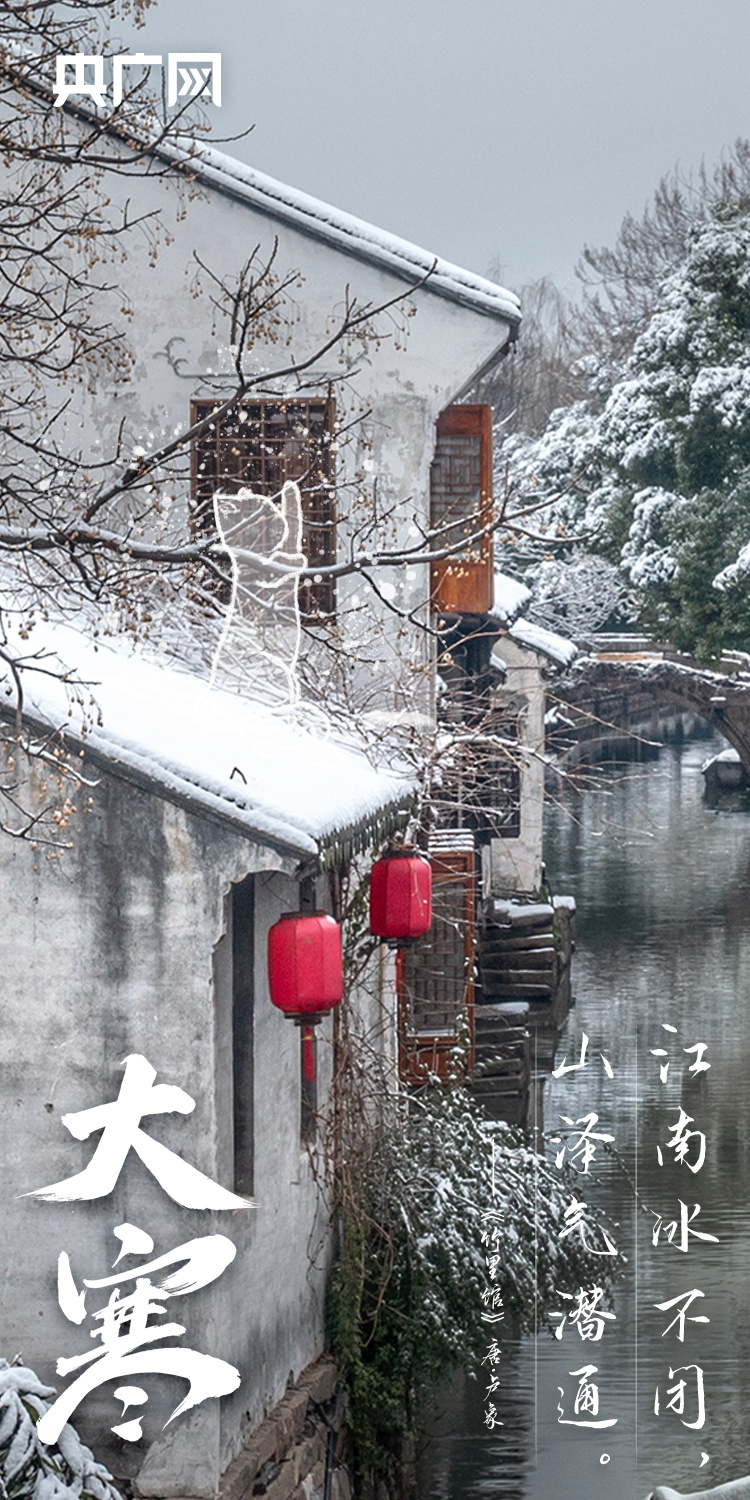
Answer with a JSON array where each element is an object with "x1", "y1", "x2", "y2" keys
[
  {"x1": 398, "y1": 842, "x2": 476, "y2": 1084},
  {"x1": 430, "y1": 404, "x2": 494, "y2": 617},
  {"x1": 190, "y1": 396, "x2": 336, "y2": 618},
  {"x1": 231, "y1": 875, "x2": 255, "y2": 1197}
]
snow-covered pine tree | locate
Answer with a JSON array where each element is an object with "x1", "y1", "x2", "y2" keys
[
  {"x1": 0, "y1": 1359, "x2": 122, "y2": 1500},
  {"x1": 502, "y1": 209, "x2": 750, "y2": 659}
]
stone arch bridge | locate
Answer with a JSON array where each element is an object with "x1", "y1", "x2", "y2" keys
[{"x1": 552, "y1": 652, "x2": 750, "y2": 772}]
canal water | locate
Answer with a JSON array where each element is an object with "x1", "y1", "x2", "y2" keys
[{"x1": 421, "y1": 731, "x2": 750, "y2": 1500}]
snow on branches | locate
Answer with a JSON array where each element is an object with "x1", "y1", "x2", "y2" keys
[
  {"x1": 498, "y1": 209, "x2": 750, "y2": 658},
  {"x1": 0, "y1": 1358, "x2": 122, "y2": 1500}
]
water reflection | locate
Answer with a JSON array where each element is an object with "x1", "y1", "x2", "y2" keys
[{"x1": 421, "y1": 735, "x2": 750, "y2": 1500}]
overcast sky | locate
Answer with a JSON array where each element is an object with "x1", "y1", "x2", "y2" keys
[{"x1": 115, "y1": 0, "x2": 750, "y2": 297}]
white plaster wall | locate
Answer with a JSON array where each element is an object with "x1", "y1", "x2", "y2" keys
[
  {"x1": 24, "y1": 146, "x2": 512, "y2": 721},
  {"x1": 0, "y1": 755, "x2": 333, "y2": 1497},
  {"x1": 212, "y1": 870, "x2": 334, "y2": 1483},
  {"x1": 489, "y1": 639, "x2": 546, "y2": 896},
  {"x1": 85, "y1": 163, "x2": 511, "y2": 432},
  {"x1": 0, "y1": 143, "x2": 516, "y2": 1490}
]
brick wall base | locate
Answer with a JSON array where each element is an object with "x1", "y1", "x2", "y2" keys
[{"x1": 219, "y1": 1359, "x2": 351, "y2": 1500}]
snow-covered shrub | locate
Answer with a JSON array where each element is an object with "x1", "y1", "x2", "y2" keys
[
  {"x1": 0, "y1": 1360, "x2": 122, "y2": 1500},
  {"x1": 527, "y1": 549, "x2": 635, "y2": 637},
  {"x1": 327, "y1": 1047, "x2": 624, "y2": 1484}
]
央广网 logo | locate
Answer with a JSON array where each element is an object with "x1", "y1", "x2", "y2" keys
[{"x1": 53, "y1": 52, "x2": 222, "y2": 108}]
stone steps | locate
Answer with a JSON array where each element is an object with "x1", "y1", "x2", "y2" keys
[{"x1": 470, "y1": 1001, "x2": 531, "y2": 1124}]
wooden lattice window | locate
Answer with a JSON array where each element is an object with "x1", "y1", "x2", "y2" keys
[
  {"x1": 430, "y1": 404, "x2": 493, "y2": 616},
  {"x1": 398, "y1": 836, "x2": 475, "y2": 1083},
  {"x1": 191, "y1": 398, "x2": 336, "y2": 617}
]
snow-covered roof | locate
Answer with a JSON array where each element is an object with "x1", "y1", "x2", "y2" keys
[
  {"x1": 488, "y1": 571, "x2": 532, "y2": 626},
  {"x1": 29, "y1": 68, "x2": 520, "y2": 328},
  {"x1": 493, "y1": 899, "x2": 553, "y2": 925},
  {"x1": 701, "y1": 747, "x2": 741, "y2": 772},
  {"x1": 156, "y1": 145, "x2": 521, "y2": 324},
  {"x1": 5, "y1": 623, "x2": 415, "y2": 861},
  {"x1": 507, "y1": 617, "x2": 578, "y2": 668}
]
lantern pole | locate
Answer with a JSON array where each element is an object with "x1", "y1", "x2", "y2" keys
[{"x1": 300, "y1": 1021, "x2": 317, "y2": 1142}]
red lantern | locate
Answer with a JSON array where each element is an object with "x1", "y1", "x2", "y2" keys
[
  {"x1": 370, "y1": 851, "x2": 432, "y2": 943},
  {"x1": 268, "y1": 911, "x2": 343, "y2": 1022}
]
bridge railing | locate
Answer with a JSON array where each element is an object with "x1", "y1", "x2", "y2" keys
[
  {"x1": 576, "y1": 634, "x2": 750, "y2": 676},
  {"x1": 645, "y1": 1479, "x2": 750, "y2": 1500}
]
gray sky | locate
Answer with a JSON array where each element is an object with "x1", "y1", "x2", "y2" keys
[{"x1": 115, "y1": 0, "x2": 750, "y2": 297}]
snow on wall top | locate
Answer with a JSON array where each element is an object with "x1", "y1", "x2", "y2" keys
[
  {"x1": 149, "y1": 140, "x2": 522, "y2": 326},
  {"x1": 489, "y1": 571, "x2": 532, "y2": 625},
  {"x1": 8, "y1": 622, "x2": 415, "y2": 859},
  {"x1": 507, "y1": 617, "x2": 578, "y2": 667},
  {"x1": 17, "y1": 67, "x2": 520, "y2": 326}
]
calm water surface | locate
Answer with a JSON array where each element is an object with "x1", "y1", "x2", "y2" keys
[{"x1": 422, "y1": 735, "x2": 750, "y2": 1500}]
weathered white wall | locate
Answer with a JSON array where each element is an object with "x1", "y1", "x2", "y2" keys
[
  {"x1": 52, "y1": 149, "x2": 512, "y2": 721},
  {"x1": 0, "y1": 138, "x2": 517, "y2": 1494},
  {"x1": 87, "y1": 162, "x2": 510, "y2": 440},
  {"x1": 0, "y1": 753, "x2": 335, "y2": 1497},
  {"x1": 488, "y1": 639, "x2": 546, "y2": 896}
]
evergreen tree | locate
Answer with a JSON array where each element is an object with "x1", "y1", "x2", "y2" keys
[{"x1": 505, "y1": 210, "x2": 750, "y2": 658}]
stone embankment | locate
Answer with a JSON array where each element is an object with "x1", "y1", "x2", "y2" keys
[{"x1": 471, "y1": 895, "x2": 575, "y2": 1125}]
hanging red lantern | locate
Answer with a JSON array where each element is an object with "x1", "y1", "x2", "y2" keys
[
  {"x1": 267, "y1": 911, "x2": 343, "y2": 1022},
  {"x1": 370, "y1": 850, "x2": 432, "y2": 943}
]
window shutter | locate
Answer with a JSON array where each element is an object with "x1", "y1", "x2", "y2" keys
[
  {"x1": 430, "y1": 404, "x2": 494, "y2": 616},
  {"x1": 190, "y1": 398, "x2": 336, "y2": 618},
  {"x1": 398, "y1": 833, "x2": 475, "y2": 1083}
]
